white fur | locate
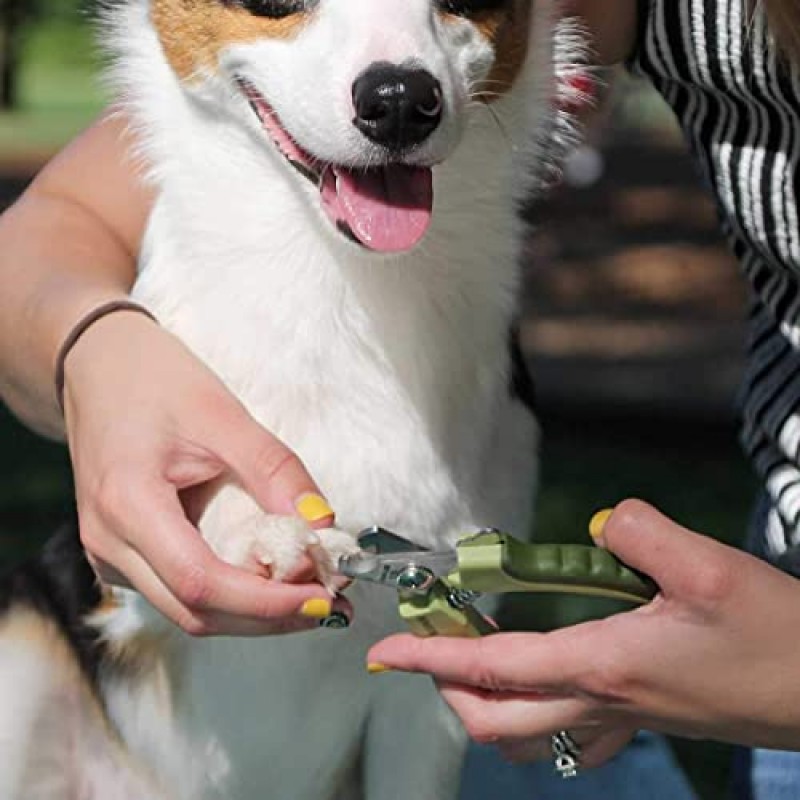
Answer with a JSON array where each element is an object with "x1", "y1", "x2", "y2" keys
[
  {"x1": 2, "y1": 3, "x2": 589, "y2": 798},
  {"x1": 0, "y1": 614, "x2": 167, "y2": 800}
]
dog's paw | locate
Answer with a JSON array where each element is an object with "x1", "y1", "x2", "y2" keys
[
  {"x1": 209, "y1": 515, "x2": 318, "y2": 580},
  {"x1": 207, "y1": 515, "x2": 359, "y2": 591}
]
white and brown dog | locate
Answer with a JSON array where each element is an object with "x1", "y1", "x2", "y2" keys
[{"x1": 0, "y1": 2, "x2": 585, "y2": 798}]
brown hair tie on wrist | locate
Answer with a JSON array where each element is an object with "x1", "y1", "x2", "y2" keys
[{"x1": 55, "y1": 300, "x2": 158, "y2": 414}]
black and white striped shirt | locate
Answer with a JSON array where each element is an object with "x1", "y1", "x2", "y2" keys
[{"x1": 629, "y1": 0, "x2": 800, "y2": 558}]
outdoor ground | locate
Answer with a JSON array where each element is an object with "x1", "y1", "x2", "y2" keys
[{"x1": 0, "y1": 21, "x2": 758, "y2": 800}]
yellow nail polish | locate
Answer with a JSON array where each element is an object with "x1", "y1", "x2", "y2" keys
[
  {"x1": 367, "y1": 663, "x2": 392, "y2": 674},
  {"x1": 300, "y1": 598, "x2": 332, "y2": 619},
  {"x1": 296, "y1": 493, "x2": 335, "y2": 523},
  {"x1": 589, "y1": 509, "x2": 614, "y2": 540}
]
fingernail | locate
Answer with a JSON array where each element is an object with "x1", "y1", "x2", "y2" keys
[
  {"x1": 319, "y1": 611, "x2": 350, "y2": 630},
  {"x1": 589, "y1": 508, "x2": 614, "y2": 541},
  {"x1": 367, "y1": 662, "x2": 392, "y2": 674},
  {"x1": 295, "y1": 493, "x2": 335, "y2": 523},
  {"x1": 300, "y1": 598, "x2": 332, "y2": 619}
]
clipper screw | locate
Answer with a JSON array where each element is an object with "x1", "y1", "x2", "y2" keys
[{"x1": 396, "y1": 565, "x2": 436, "y2": 594}]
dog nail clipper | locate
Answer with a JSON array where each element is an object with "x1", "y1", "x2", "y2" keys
[{"x1": 338, "y1": 527, "x2": 658, "y2": 637}]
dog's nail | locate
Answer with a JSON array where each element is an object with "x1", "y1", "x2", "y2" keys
[
  {"x1": 300, "y1": 598, "x2": 332, "y2": 619},
  {"x1": 367, "y1": 663, "x2": 392, "y2": 674},
  {"x1": 295, "y1": 493, "x2": 335, "y2": 523},
  {"x1": 319, "y1": 611, "x2": 350, "y2": 630}
]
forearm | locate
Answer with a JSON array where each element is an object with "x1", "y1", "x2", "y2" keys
[
  {"x1": 0, "y1": 192, "x2": 135, "y2": 437},
  {"x1": 0, "y1": 111, "x2": 150, "y2": 439}
]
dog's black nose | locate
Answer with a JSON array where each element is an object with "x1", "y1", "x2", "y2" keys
[{"x1": 352, "y1": 63, "x2": 443, "y2": 151}]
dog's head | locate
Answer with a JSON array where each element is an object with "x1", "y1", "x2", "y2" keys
[{"x1": 149, "y1": 0, "x2": 535, "y2": 252}]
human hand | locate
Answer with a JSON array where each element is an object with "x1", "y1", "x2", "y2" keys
[
  {"x1": 62, "y1": 309, "x2": 348, "y2": 636},
  {"x1": 368, "y1": 499, "x2": 800, "y2": 765}
]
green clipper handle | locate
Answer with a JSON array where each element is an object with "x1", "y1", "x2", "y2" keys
[
  {"x1": 448, "y1": 531, "x2": 658, "y2": 606},
  {"x1": 398, "y1": 580, "x2": 497, "y2": 638}
]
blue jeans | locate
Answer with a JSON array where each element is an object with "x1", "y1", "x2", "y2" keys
[
  {"x1": 731, "y1": 747, "x2": 800, "y2": 800},
  {"x1": 459, "y1": 732, "x2": 697, "y2": 800}
]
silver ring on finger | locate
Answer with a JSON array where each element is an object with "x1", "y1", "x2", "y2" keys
[{"x1": 550, "y1": 730, "x2": 582, "y2": 779}]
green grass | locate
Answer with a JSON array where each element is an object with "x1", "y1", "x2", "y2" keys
[{"x1": 0, "y1": 19, "x2": 105, "y2": 156}]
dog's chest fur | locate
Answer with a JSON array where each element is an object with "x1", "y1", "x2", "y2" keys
[
  {"x1": 39, "y1": 2, "x2": 563, "y2": 797},
  {"x1": 135, "y1": 178, "x2": 525, "y2": 541},
  {"x1": 119, "y1": 131, "x2": 538, "y2": 798},
  {"x1": 126, "y1": 28, "x2": 537, "y2": 542}
]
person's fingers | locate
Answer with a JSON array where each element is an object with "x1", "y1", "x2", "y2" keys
[
  {"x1": 206, "y1": 405, "x2": 334, "y2": 526},
  {"x1": 205, "y1": 606, "x2": 349, "y2": 637},
  {"x1": 368, "y1": 631, "x2": 584, "y2": 693},
  {"x1": 87, "y1": 537, "x2": 227, "y2": 635},
  {"x1": 438, "y1": 681, "x2": 590, "y2": 743},
  {"x1": 186, "y1": 593, "x2": 352, "y2": 637},
  {"x1": 86, "y1": 479, "x2": 335, "y2": 620},
  {"x1": 590, "y1": 499, "x2": 736, "y2": 602},
  {"x1": 91, "y1": 537, "x2": 353, "y2": 636}
]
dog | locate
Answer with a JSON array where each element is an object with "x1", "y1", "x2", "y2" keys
[{"x1": 0, "y1": 2, "x2": 585, "y2": 797}]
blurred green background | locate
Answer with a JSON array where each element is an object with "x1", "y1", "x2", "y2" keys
[
  {"x1": 0, "y1": 0, "x2": 104, "y2": 155},
  {"x1": 0, "y1": 5, "x2": 758, "y2": 799}
]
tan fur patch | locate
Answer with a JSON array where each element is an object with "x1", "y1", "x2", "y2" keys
[
  {"x1": 104, "y1": 629, "x2": 173, "y2": 677},
  {"x1": 0, "y1": 608, "x2": 70, "y2": 658},
  {"x1": 97, "y1": 586, "x2": 120, "y2": 614},
  {"x1": 0, "y1": 609, "x2": 108, "y2": 731},
  {"x1": 151, "y1": 0, "x2": 311, "y2": 81},
  {"x1": 444, "y1": 1, "x2": 532, "y2": 102},
  {"x1": 0, "y1": 608, "x2": 169, "y2": 792}
]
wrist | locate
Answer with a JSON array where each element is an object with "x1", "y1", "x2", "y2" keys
[
  {"x1": 4, "y1": 286, "x2": 132, "y2": 438},
  {"x1": 41, "y1": 286, "x2": 132, "y2": 384},
  {"x1": 57, "y1": 299, "x2": 158, "y2": 414}
]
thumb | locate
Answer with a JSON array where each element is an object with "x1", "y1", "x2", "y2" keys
[
  {"x1": 590, "y1": 499, "x2": 728, "y2": 599},
  {"x1": 209, "y1": 404, "x2": 335, "y2": 527}
]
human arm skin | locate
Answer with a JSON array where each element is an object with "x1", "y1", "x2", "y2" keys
[
  {"x1": 0, "y1": 112, "x2": 346, "y2": 634},
  {"x1": 369, "y1": 500, "x2": 800, "y2": 764},
  {"x1": 0, "y1": 111, "x2": 149, "y2": 438}
]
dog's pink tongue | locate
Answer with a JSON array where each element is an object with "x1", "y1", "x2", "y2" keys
[{"x1": 321, "y1": 165, "x2": 433, "y2": 252}]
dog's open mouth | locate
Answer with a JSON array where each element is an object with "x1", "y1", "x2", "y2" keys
[{"x1": 239, "y1": 81, "x2": 433, "y2": 253}]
